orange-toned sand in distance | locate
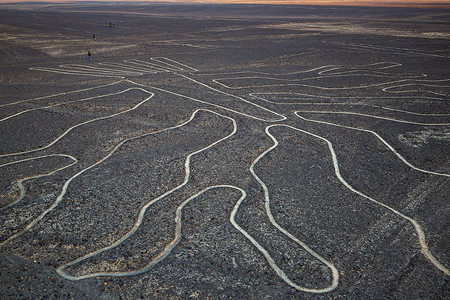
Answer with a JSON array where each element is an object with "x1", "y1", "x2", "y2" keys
[{"x1": 0, "y1": 0, "x2": 449, "y2": 8}]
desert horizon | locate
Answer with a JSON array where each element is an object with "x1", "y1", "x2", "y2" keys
[{"x1": 0, "y1": 0, "x2": 449, "y2": 8}]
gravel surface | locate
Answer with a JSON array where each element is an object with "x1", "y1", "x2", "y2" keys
[{"x1": 0, "y1": 3, "x2": 449, "y2": 299}]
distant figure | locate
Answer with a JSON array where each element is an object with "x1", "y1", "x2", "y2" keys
[
  {"x1": 93, "y1": 34, "x2": 96, "y2": 40},
  {"x1": 112, "y1": 22, "x2": 115, "y2": 27},
  {"x1": 88, "y1": 51, "x2": 91, "y2": 61},
  {"x1": 109, "y1": 22, "x2": 112, "y2": 27}
]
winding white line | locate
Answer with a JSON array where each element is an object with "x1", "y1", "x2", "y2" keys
[
  {"x1": 0, "y1": 154, "x2": 78, "y2": 210},
  {"x1": 297, "y1": 111, "x2": 450, "y2": 126},
  {"x1": 30, "y1": 67, "x2": 125, "y2": 78},
  {"x1": 212, "y1": 77, "x2": 409, "y2": 90},
  {"x1": 58, "y1": 182, "x2": 339, "y2": 293},
  {"x1": 0, "y1": 88, "x2": 154, "y2": 158},
  {"x1": 174, "y1": 74, "x2": 287, "y2": 122},
  {"x1": 294, "y1": 112, "x2": 450, "y2": 177},
  {"x1": 97, "y1": 62, "x2": 157, "y2": 74},
  {"x1": 122, "y1": 60, "x2": 170, "y2": 73},
  {"x1": 248, "y1": 127, "x2": 339, "y2": 293},
  {"x1": 55, "y1": 109, "x2": 237, "y2": 279},
  {"x1": 56, "y1": 186, "x2": 243, "y2": 279},
  {"x1": 152, "y1": 57, "x2": 199, "y2": 72},
  {"x1": 0, "y1": 109, "x2": 234, "y2": 248},
  {"x1": 195, "y1": 62, "x2": 399, "y2": 77},
  {"x1": 249, "y1": 93, "x2": 450, "y2": 116},
  {"x1": 125, "y1": 59, "x2": 174, "y2": 72},
  {"x1": 127, "y1": 79, "x2": 287, "y2": 122},
  {"x1": 1, "y1": 88, "x2": 145, "y2": 123},
  {"x1": 339, "y1": 43, "x2": 448, "y2": 58},
  {"x1": 0, "y1": 80, "x2": 124, "y2": 108},
  {"x1": 60, "y1": 65, "x2": 142, "y2": 76},
  {"x1": 383, "y1": 83, "x2": 449, "y2": 96},
  {"x1": 263, "y1": 124, "x2": 449, "y2": 276}
]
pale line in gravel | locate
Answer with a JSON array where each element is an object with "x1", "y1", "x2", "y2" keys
[
  {"x1": 0, "y1": 154, "x2": 78, "y2": 210},
  {"x1": 383, "y1": 83, "x2": 449, "y2": 96},
  {"x1": 22, "y1": 58, "x2": 285, "y2": 122},
  {"x1": 0, "y1": 80, "x2": 124, "y2": 108},
  {"x1": 212, "y1": 77, "x2": 409, "y2": 90},
  {"x1": 249, "y1": 93, "x2": 450, "y2": 116},
  {"x1": 123, "y1": 60, "x2": 171, "y2": 73},
  {"x1": 56, "y1": 185, "x2": 244, "y2": 279},
  {"x1": 194, "y1": 65, "x2": 333, "y2": 76},
  {"x1": 247, "y1": 128, "x2": 340, "y2": 292},
  {"x1": 1, "y1": 88, "x2": 144, "y2": 122},
  {"x1": 0, "y1": 109, "x2": 234, "y2": 247},
  {"x1": 100, "y1": 62, "x2": 162, "y2": 74},
  {"x1": 152, "y1": 57, "x2": 199, "y2": 72},
  {"x1": 55, "y1": 109, "x2": 237, "y2": 279},
  {"x1": 294, "y1": 112, "x2": 450, "y2": 178},
  {"x1": 97, "y1": 62, "x2": 158, "y2": 74},
  {"x1": 148, "y1": 57, "x2": 183, "y2": 71},
  {"x1": 29, "y1": 67, "x2": 125, "y2": 78},
  {"x1": 30, "y1": 57, "x2": 197, "y2": 79},
  {"x1": 127, "y1": 80, "x2": 287, "y2": 122},
  {"x1": 174, "y1": 74, "x2": 287, "y2": 122},
  {"x1": 57, "y1": 182, "x2": 339, "y2": 294},
  {"x1": 213, "y1": 75, "x2": 449, "y2": 93},
  {"x1": 194, "y1": 62, "x2": 399, "y2": 77},
  {"x1": 0, "y1": 88, "x2": 154, "y2": 158},
  {"x1": 32, "y1": 67, "x2": 132, "y2": 76},
  {"x1": 126, "y1": 59, "x2": 174, "y2": 72},
  {"x1": 297, "y1": 111, "x2": 450, "y2": 126},
  {"x1": 263, "y1": 124, "x2": 449, "y2": 276},
  {"x1": 339, "y1": 43, "x2": 448, "y2": 58},
  {"x1": 62, "y1": 64, "x2": 143, "y2": 76}
]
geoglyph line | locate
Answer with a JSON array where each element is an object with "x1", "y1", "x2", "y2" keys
[
  {"x1": 0, "y1": 80, "x2": 124, "y2": 108},
  {"x1": 5, "y1": 57, "x2": 446, "y2": 292},
  {"x1": 29, "y1": 67, "x2": 125, "y2": 78},
  {"x1": 54, "y1": 109, "x2": 237, "y2": 278},
  {"x1": 294, "y1": 112, "x2": 450, "y2": 177},
  {"x1": 262, "y1": 124, "x2": 449, "y2": 276},
  {"x1": 296, "y1": 111, "x2": 450, "y2": 126},
  {"x1": 1, "y1": 88, "x2": 146, "y2": 123},
  {"x1": 127, "y1": 79, "x2": 287, "y2": 122},
  {"x1": 0, "y1": 109, "x2": 234, "y2": 247},
  {"x1": 152, "y1": 57, "x2": 199, "y2": 72},
  {"x1": 0, "y1": 154, "x2": 78, "y2": 210},
  {"x1": 249, "y1": 93, "x2": 450, "y2": 116},
  {"x1": 58, "y1": 183, "x2": 339, "y2": 293},
  {"x1": 0, "y1": 88, "x2": 154, "y2": 158}
]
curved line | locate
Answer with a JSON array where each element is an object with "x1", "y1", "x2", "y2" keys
[
  {"x1": 54, "y1": 110, "x2": 237, "y2": 279},
  {"x1": 0, "y1": 80, "x2": 124, "y2": 108},
  {"x1": 249, "y1": 127, "x2": 339, "y2": 293},
  {"x1": 126, "y1": 80, "x2": 287, "y2": 123},
  {"x1": 57, "y1": 185, "x2": 241, "y2": 279},
  {"x1": 0, "y1": 154, "x2": 78, "y2": 210},
  {"x1": 249, "y1": 93, "x2": 450, "y2": 116},
  {"x1": 0, "y1": 109, "x2": 235, "y2": 248},
  {"x1": 58, "y1": 181, "x2": 339, "y2": 294},
  {"x1": 297, "y1": 111, "x2": 450, "y2": 126},
  {"x1": 30, "y1": 67, "x2": 125, "y2": 78},
  {"x1": 175, "y1": 74, "x2": 287, "y2": 122},
  {"x1": 212, "y1": 78, "x2": 409, "y2": 90},
  {"x1": 1, "y1": 87, "x2": 145, "y2": 123},
  {"x1": 294, "y1": 112, "x2": 449, "y2": 177},
  {"x1": 0, "y1": 88, "x2": 154, "y2": 158},
  {"x1": 265, "y1": 124, "x2": 449, "y2": 276},
  {"x1": 152, "y1": 57, "x2": 199, "y2": 72}
]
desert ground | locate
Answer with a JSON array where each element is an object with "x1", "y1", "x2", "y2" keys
[{"x1": 0, "y1": 2, "x2": 449, "y2": 299}]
